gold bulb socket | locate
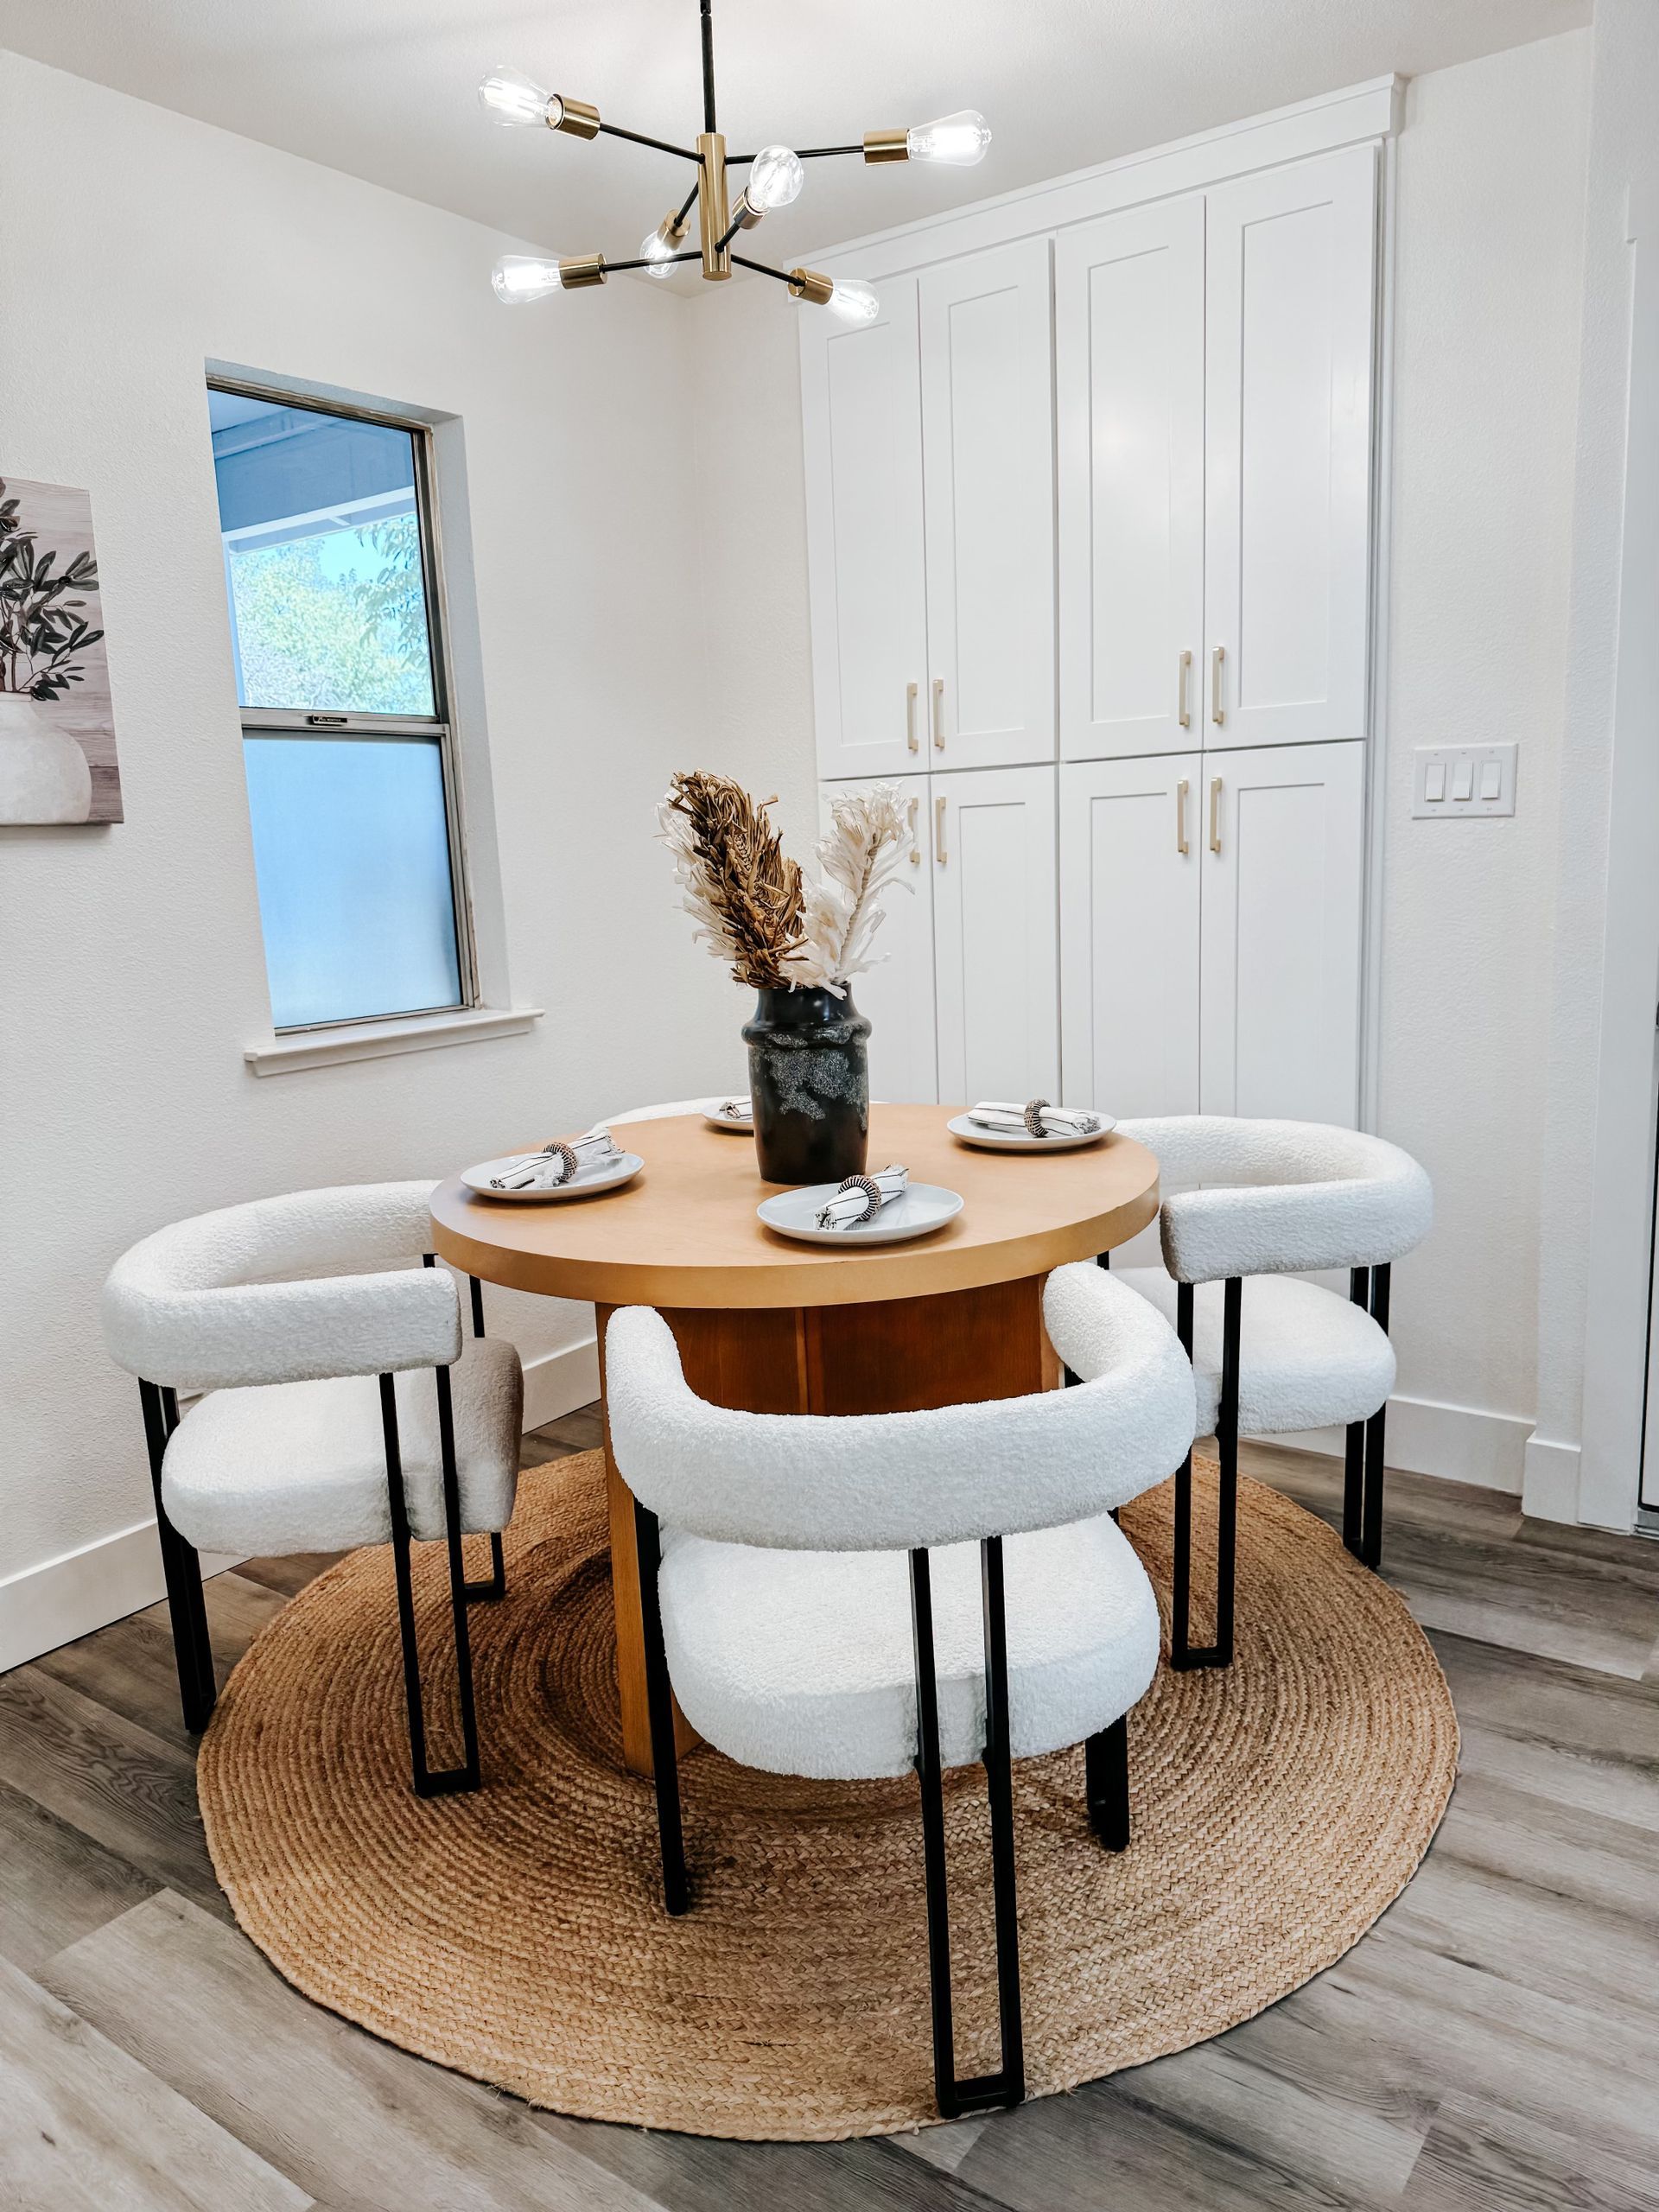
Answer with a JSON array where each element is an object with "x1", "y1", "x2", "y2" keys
[
  {"x1": 862, "y1": 128, "x2": 910, "y2": 164},
  {"x1": 552, "y1": 95, "x2": 601, "y2": 139},
  {"x1": 557, "y1": 252, "x2": 607, "y2": 289},
  {"x1": 787, "y1": 267, "x2": 836, "y2": 307},
  {"x1": 732, "y1": 188, "x2": 765, "y2": 231},
  {"x1": 657, "y1": 207, "x2": 690, "y2": 250}
]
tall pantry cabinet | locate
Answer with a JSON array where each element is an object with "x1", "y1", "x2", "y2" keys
[{"x1": 800, "y1": 117, "x2": 1385, "y2": 1122}]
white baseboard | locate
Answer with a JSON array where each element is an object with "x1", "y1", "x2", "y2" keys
[
  {"x1": 1522, "y1": 1433, "x2": 1582, "y2": 1524},
  {"x1": 0, "y1": 1522, "x2": 242, "y2": 1677},
  {"x1": 522, "y1": 1334, "x2": 601, "y2": 1430},
  {"x1": 2, "y1": 1334, "x2": 603, "y2": 1676},
  {"x1": 1262, "y1": 1392, "x2": 1532, "y2": 1495}
]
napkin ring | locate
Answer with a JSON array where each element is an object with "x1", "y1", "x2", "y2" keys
[
  {"x1": 549, "y1": 1141, "x2": 581, "y2": 1183},
  {"x1": 837, "y1": 1173, "x2": 883, "y2": 1223},
  {"x1": 1023, "y1": 1098, "x2": 1051, "y2": 1140}
]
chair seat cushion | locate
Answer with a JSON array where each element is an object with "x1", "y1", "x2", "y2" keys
[
  {"x1": 161, "y1": 1336, "x2": 522, "y2": 1556},
  {"x1": 1115, "y1": 1268, "x2": 1394, "y2": 1435},
  {"x1": 658, "y1": 1512, "x2": 1160, "y2": 1782}
]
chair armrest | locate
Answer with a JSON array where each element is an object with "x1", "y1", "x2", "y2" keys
[
  {"x1": 103, "y1": 1264, "x2": 462, "y2": 1391},
  {"x1": 1160, "y1": 1170, "x2": 1432, "y2": 1285}
]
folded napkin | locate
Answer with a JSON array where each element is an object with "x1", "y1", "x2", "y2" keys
[
  {"x1": 711, "y1": 1096, "x2": 753, "y2": 1123},
  {"x1": 490, "y1": 1126, "x2": 620, "y2": 1192},
  {"x1": 815, "y1": 1163, "x2": 908, "y2": 1230},
  {"x1": 969, "y1": 1098, "x2": 1103, "y2": 1140}
]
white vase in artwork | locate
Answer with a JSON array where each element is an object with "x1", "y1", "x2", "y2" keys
[{"x1": 0, "y1": 694, "x2": 92, "y2": 823}]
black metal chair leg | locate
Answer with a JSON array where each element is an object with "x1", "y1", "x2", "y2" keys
[
  {"x1": 468, "y1": 1274, "x2": 486, "y2": 1338},
  {"x1": 381, "y1": 1370, "x2": 481, "y2": 1798},
  {"x1": 1343, "y1": 1268, "x2": 1370, "y2": 1557},
  {"x1": 1172, "y1": 1277, "x2": 1239, "y2": 1671},
  {"x1": 1362, "y1": 1263, "x2": 1392, "y2": 1569},
  {"x1": 908, "y1": 1544, "x2": 1025, "y2": 2121},
  {"x1": 137, "y1": 1381, "x2": 216, "y2": 1732},
  {"x1": 634, "y1": 1498, "x2": 689, "y2": 1914},
  {"x1": 463, "y1": 1531, "x2": 507, "y2": 1603},
  {"x1": 1085, "y1": 1715, "x2": 1130, "y2": 1851}
]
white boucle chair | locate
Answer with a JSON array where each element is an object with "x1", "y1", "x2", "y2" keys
[
  {"x1": 102, "y1": 1183, "x2": 523, "y2": 1796},
  {"x1": 1109, "y1": 1118, "x2": 1433, "y2": 1670},
  {"x1": 604, "y1": 1262, "x2": 1196, "y2": 2120}
]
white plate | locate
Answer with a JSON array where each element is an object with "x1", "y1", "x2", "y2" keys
[
  {"x1": 947, "y1": 1113, "x2": 1115, "y2": 1154},
  {"x1": 461, "y1": 1150, "x2": 644, "y2": 1203},
  {"x1": 758, "y1": 1181, "x2": 964, "y2": 1246},
  {"x1": 702, "y1": 1100, "x2": 753, "y2": 1133}
]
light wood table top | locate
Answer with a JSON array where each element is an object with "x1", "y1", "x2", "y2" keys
[{"x1": 429, "y1": 1104, "x2": 1160, "y2": 1310}]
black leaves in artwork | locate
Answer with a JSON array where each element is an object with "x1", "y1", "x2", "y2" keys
[{"x1": 0, "y1": 482, "x2": 105, "y2": 701}]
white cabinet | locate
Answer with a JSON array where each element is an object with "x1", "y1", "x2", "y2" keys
[
  {"x1": 1059, "y1": 756, "x2": 1202, "y2": 1118},
  {"x1": 1198, "y1": 741, "x2": 1365, "y2": 1123},
  {"x1": 817, "y1": 781, "x2": 938, "y2": 1104},
  {"x1": 800, "y1": 277, "x2": 929, "y2": 781},
  {"x1": 1203, "y1": 146, "x2": 1376, "y2": 750},
  {"x1": 1058, "y1": 199, "x2": 1206, "y2": 763},
  {"x1": 931, "y1": 766, "x2": 1059, "y2": 1104},
  {"x1": 920, "y1": 240, "x2": 1057, "y2": 770}
]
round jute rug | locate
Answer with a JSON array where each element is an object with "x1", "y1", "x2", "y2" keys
[{"x1": 198, "y1": 1451, "x2": 1458, "y2": 2140}]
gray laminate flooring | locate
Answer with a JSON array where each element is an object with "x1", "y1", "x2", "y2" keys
[{"x1": 3, "y1": 1410, "x2": 1658, "y2": 2212}]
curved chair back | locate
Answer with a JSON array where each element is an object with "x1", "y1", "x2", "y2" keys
[
  {"x1": 102, "y1": 1181, "x2": 460, "y2": 1393},
  {"x1": 605, "y1": 1263, "x2": 1195, "y2": 1553},
  {"x1": 1115, "y1": 1116, "x2": 1432, "y2": 1286}
]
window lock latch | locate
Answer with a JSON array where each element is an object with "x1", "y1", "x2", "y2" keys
[{"x1": 304, "y1": 713, "x2": 349, "y2": 728}]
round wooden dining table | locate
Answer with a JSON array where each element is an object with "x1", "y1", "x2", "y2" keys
[{"x1": 429, "y1": 1103, "x2": 1160, "y2": 1774}]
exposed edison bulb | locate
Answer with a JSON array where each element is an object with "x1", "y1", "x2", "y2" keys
[
  {"x1": 492, "y1": 254, "x2": 566, "y2": 304},
  {"x1": 827, "y1": 278, "x2": 880, "y2": 326},
  {"x1": 747, "y1": 143, "x2": 805, "y2": 212},
  {"x1": 639, "y1": 228, "x2": 678, "y2": 278},
  {"x1": 479, "y1": 65, "x2": 560, "y2": 129},
  {"x1": 906, "y1": 109, "x2": 991, "y2": 166}
]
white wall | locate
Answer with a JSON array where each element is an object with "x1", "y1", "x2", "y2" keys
[
  {"x1": 1375, "y1": 32, "x2": 1589, "y2": 1487},
  {"x1": 1531, "y1": 0, "x2": 1659, "y2": 1529},
  {"x1": 0, "y1": 51, "x2": 753, "y2": 1660}
]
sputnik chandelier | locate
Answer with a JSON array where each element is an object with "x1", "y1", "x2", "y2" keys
[{"x1": 480, "y1": 0, "x2": 989, "y2": 321}]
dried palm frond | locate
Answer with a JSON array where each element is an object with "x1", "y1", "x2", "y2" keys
[
  {"x1": 789, "y1": 781, "x2": 915, "y2": 994},
  {"x1": 657, "y1": 771, "x2": 806, "y2": 988}
]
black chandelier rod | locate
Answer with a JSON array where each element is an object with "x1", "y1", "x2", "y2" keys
[
  {"x1": 701, "y1": 0, "x2": 717, "y2": 134},
  {"x1": 600, "y1": 249, "x2": 704, "y2": 276},
  {"x1": 597, "y1": 120, "x2": 703, "y2": 163},
  {"x1": 730, "y1": 252, "x2": 797, "y2": 287}
]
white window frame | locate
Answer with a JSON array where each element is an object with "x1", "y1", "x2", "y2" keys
[{"x1": 210, "y1": 376, "x2": 479, "y2": 1034}]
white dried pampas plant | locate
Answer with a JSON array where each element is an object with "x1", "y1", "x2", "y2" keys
[{"x1": 790, "y1": 782, "x2": 916, "y2": 995}]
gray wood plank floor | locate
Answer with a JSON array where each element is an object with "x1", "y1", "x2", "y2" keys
[{"x1": 3, "y1": 1412, "x2": 1657, "y2": 2212}]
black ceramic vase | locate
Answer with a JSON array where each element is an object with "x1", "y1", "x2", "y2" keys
[{"x1": 742, "y1": 985, "x2": 871, "y2": 1185}]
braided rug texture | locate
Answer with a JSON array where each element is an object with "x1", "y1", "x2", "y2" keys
[{"x1": 197, "y1": 1452, "x2": 1458, "y2": 2140}]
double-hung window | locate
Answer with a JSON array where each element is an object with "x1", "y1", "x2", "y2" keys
[{"x1": 207, "y1": 385, "x2": 471, "y2": 1032}]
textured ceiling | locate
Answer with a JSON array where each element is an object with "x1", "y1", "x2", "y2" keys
[{"x1": 0, "y1": 0, "x2": 1589, "y2": 281}]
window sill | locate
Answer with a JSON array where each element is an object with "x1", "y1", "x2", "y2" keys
[{"x1": 244, "y1": 1005, "x2": 543, "y2": 1077}]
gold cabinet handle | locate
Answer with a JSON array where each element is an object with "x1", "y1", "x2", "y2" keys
[
  {"x1": 906, "y1": 681, "x2": 919, "y2": 753},
  {"x1": 1211, "y1": 644, "x2": 1226, "y2": 727},
  {"x1": 935, "y1": 792, "x2": 947, "y2": 862},
  {"x1": 1178, "y1": 649, "x2": 1192, "y2": 730},
  {"x1": 932, "y1": 676, "x2": 945, "y2": 751},
  {"x1": 1176, "y1": 778, "x2": 1189, "y2": 855},
  {"x1": 907, "y1": 793, "x2": 921, "y2": 863},
  {"x1": 1209, "y1": 775, "x2": 1223, "y2": 854}
]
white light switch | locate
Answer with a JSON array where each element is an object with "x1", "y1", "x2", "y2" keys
[{"x1": 1413, "y1": 743, "x2": 1517, "y2": 820}]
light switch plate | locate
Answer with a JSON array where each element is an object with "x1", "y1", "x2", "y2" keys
[{"x1": 1412, "y1": 742, "x2": 1517, "y2": 819}]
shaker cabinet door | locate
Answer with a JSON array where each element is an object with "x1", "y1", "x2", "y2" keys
[
  {"x1": 1198, "y1": 740, "x2": 1364, "y2": 1125},
  {"x1": 1057, "y1": 197, "x2": 1206, "y2": 763},
  {"x1": 919, "y1": 240, "x2": 1057, "y2": 772},
  {"x1": 800, "y1": 276, "x2": 930, "y2": 781},
  {"x1": 1058, "y1": 756, "x2": 1202, "y2": 1118},
  {"x1": 931, "y1": 766, "x2": 1059, "y2": 1106},
  {"x1": 817, "y1": 779, "x2": 938, "y2": 1105},
  {"x1": 1203, "y1": 143, "x2": 1376, "y2": 750}
]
